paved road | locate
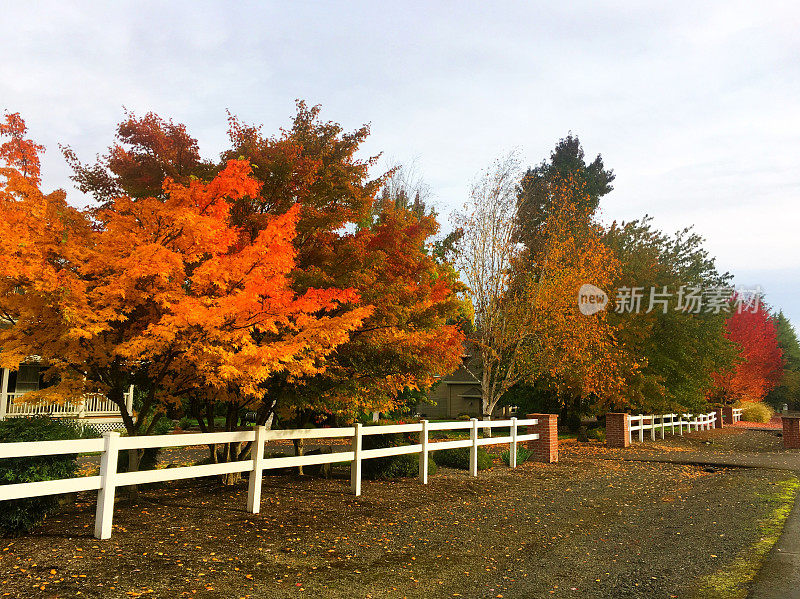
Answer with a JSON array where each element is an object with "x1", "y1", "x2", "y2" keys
[
  {"x1": 621, "y1": 451, "x2": 800, "y2": 471},
  {"x1": 750, "y1": 496, "x2": 800, "y2": 599},
  {"x1": 609, "y1": 450, "x2": 800, "y2": 598}
]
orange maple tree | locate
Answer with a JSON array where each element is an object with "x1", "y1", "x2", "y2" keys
[
  {"x1": 0, "y1": 114, "x2": 370, "y2": 460},
  {"x1": 66, "y1": 104, "x2": 466, "y2": 428}
]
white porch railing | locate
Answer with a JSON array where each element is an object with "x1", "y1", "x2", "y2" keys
[
  {"x1": 0, "y1": 417, "x2": 540, "y2": 539},
  {"x1": 0, "y1": 387, "x2": 134, "y2": 420},
  {"x1": 628, "y1": 412, "x2": 717, "y2": 443}
]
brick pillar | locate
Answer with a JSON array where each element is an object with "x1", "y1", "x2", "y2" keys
[
  {"x1": 722, "y1": 406, "x2": 734, "y2": 425},
  {"x1": 713, "y1": 407, "x2": 724, "y2": 429},
  {"x1": 606, "y1": 413, "x2": 630, "y2": 448},
  {"x1": 526, "y1": 413, "x2": 558, "y2": 463},
  {"x1": 782, "y1": 416, "x2": 800, "y2": 449}
]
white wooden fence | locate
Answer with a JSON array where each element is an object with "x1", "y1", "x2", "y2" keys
[
  {"x1": 732, "y1": 408, "x2": 743, "y2": 423},
  {"x1": 0, "y1": 417, "x2": 539, "y2": 539},
  {"x1": 628, "y1": 412, "x2": 718, "y2": 444}
]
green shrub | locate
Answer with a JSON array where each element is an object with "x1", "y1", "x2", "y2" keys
[
  {"x1": 587, "y1": 427, "x2": 606, "y2": 442},
  {"x1": 0, "y1": 417, "x2": 99, "y2": 536},
  {"x1": 740, "y1": 402, "x2": 774, "y2": 424},
  {"x1": 178, "y1": 416, "x2": 193, "y2": 430},
  {"x1": 432, "y1": 446, "x2": 493, "y2": 470},
  {"x1": 501, "y1": 445, "x2": 533, "y2": 466},
  {"x1": 372, "y1": 452, "x2": 437, "y2": 479},
  {"x1": 361, "y1": 430, "x2": 437, "y2": 479}
]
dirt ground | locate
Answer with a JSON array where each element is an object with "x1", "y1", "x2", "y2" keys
[{"x1": 1, "y1": 430, "x2": 797, "y2": 599}]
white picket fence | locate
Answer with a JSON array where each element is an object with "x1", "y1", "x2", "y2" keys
[
  {"x1": 0, "y1": 417, "x2": 539, "y2": 539},
  {"x1": 628, "y1": 412, "x2": 718, "y2": 443}
]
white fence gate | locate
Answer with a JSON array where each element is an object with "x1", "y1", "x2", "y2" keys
[{"x1": 0, "y1": 417, "x2": 540, "y2": 539}]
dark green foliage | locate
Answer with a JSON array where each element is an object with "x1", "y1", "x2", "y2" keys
[
  {"x1": 765, "y1": 312, "x2": 800, "y2": 410},
  {"x1": 586, "y1": 427, "x2": 606, "y2": 442},
  {"x1": 604, "y1": 217, "x2": 737, "y2": 413},
  {"x1": 515, "y1": 133, "x2": 614, "y2": 248},
  {"x1": 361, "y1": 429, "x2": 436, "y2": 480},
  {"x1": 0, "y1": 417, "x2": 99, "y2": 535},
  {"x1": 432, "y1": 446, "x2": 493, "y2": 471},
  {"x1": 371, "y1": 452, "x2": 437, "y2": 480},
  {"x1": 501, "y1": 445, "x2": 532, "y2": 466}
]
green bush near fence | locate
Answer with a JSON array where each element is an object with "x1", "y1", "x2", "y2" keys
[
  {"x1": 361, "y1": 431, "x2": 437, "y2": 480},
  {"x1": 587, "y1": 427, "x2": 606, "y2": 443},
  {"x1": 433, "y1": 446, "x2": 493, "y2": 470},
  {"x1": 501, "y1": 445, "x2": 533, "y2": 466},
  {"x1": 0, "y1": 416, "x2": 99, "y2": 536}
]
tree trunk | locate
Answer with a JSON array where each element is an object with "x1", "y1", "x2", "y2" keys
[
  {"x1": 127, "y1": 448, "x2": 141, "y2": 501},
  {"x1": 293, "y1": 438, "x2": 305, "y2": 476}
]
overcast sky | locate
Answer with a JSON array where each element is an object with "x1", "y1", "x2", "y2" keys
[{"x1": 2, "y1": 1, "x2": 799, "y2": 325}]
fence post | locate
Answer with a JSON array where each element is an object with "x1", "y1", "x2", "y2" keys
[
  {"x1": 722, "y1": 406, "x2": 734, "y2": 425},
  {"x1": 660, "y1": 415, "x2": 665, "y2": 440},
  {"x1": 638, "y1": 415, "x2": 644, "y2": 442},
  {"x1": 650, "y1": 415, "x2": 656, "y2": 441},
  {"x1": 527, "y1": 413, "x2": 559, "y2": 463},
  {"x1": 671, "y1": 414, "x2": 676, "y2": 436},
  {"x1": 351, "y1": 423, "x2": 363, "y2": 496},
  {"x1": 247, "y1": 425, "x2": 267, "y2": 513},
  {"x1": 419, "y1": 420, "x2": 429, "y2": 484},
  {"x1": 782, "y1": 416, "x2": 800, "y2": 449},
  {"x1": 605, "y1": 413, "x2": 630, "y2": 448},
  {"x1": 94, "y1": 431, "x2": 121, "y2": 540},
  {"x1": 469, "y1": 418, "x2": 479, "y2": 477},
  {"x1": 510, "y1": 417, "x2": 518, "y2": 468}
]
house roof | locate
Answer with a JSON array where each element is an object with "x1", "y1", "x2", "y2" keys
[{"x1": 441, "y1": 364, "x2": 480, "y2": 384}]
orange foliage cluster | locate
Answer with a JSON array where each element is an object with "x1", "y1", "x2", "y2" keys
[
  {"x1": 0, "y1": 108, "x2": 465, "y2": 431},
  {"x1": 517, "y1": 178, "x2": 633, "y2": 408}
]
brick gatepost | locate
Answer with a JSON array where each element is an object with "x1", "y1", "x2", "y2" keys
[
  {"x1": 606, "y1": 413, "x2": 630, "y2": 448},
  {"x1": 722, "y1": 406, "x2": 734, "y2": 425},
  {"x1": 526, "y1": 413, "x2": 558, "y2": 463},
  {"x1": 713, "y1": 407, "x2": 724, "y2": 429},
  {"x1": 782, "y1": 416, "x2": 800, "y2": 449}
]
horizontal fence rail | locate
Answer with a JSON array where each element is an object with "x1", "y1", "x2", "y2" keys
[
  {"x1": 0, "y1": 417, "x2": 540, "y2": 539},
  {"x1": 628, "y1": 412, "x2": 717, "y2": 444}
]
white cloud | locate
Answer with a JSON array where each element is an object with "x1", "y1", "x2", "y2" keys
[{"x1": 1, "y1": 0, "x2": 798, "y2": 323}]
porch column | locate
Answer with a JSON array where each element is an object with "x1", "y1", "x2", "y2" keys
[
  {"x1": 125, "y1": 385, "x2": 134, "y2": 415},
  {"x1": 0, "y1": 368, "x2": 8, "y2": 420}
]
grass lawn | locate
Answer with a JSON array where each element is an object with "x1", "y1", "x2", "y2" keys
[{"x1": 1, "y1": 431, "x2": 797, "y2": 598}]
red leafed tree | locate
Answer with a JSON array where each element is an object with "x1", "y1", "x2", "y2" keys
[{"x1": 712, "y1": 302, "x2": 784, "y2": 403}]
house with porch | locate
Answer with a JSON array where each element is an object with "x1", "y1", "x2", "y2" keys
[{"x1": 0, "y1": 360, "x2": 132, "y2": 432}]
